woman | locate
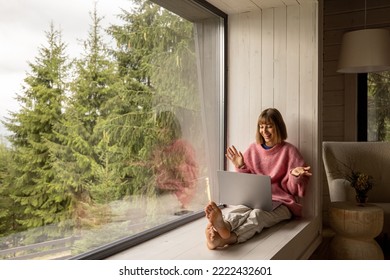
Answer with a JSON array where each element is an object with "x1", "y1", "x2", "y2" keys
[
  {"x1": 205, "y1": 108, "x2": 312, "y2": 249},
  {"x1": 153, "y1": 111, "x2": 198, "y2": 210}
]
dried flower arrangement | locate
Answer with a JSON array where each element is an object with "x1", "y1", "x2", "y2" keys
[{"x1": 345, "y1": 169, "x2": 374, "y2": 204}]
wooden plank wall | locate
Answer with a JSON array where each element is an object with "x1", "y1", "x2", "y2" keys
[
  {"x1": 322, "y1": 0, "x2": 390, "y2": 225},
  {"x1": 227, "y1": 1, "x2": 319, "y2": 218}
]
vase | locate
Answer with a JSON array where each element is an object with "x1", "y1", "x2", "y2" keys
[{"x1": 356, "y1": 193, "x2": 368, "y2": 206}]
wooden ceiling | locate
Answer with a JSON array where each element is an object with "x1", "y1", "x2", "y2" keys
[{"x1": 205, "y1": 0, "x2": 315, "y2": 14}]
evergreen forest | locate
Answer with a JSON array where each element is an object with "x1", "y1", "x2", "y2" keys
[{"x1": 0, "y1": 0, "x2": 206, "y2": 258}]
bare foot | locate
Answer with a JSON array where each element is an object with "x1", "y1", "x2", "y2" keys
[
  {"x1": 204, "y1": 201, "x2": 231, "y2": 239},
  {"x1": 205, "y1": 223, "x2": 224, "y2": 249},
  {"x1": 205, "y1": 223, "x2": 238, "y2": 250}
]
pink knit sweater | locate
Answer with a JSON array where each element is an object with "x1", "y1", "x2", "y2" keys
[{"x1": 237, "y1": 141, "x2": 309, "y2": 217}]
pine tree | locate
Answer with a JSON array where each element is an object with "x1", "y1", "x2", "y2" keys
[
  {"x1": 109, "y1": 0, "x2": 197, "y2": 107},
  {"x1": 48, "y1": 7, "x2": 121, "y2": 228},
  {"x1": 0, "y1": 140, "x2": 29, "y2": 245},
  {"x1": 3, "y1": 23, "x2": 70, "y2": 234},
  {"x1": 102, "y1": 0, "x2": 199, "y2": 201},
  {"x1": 0, "y1": 140, "x2": 15, "y2": 237},
  {"x1": 98, "y1": 0, "x2": 158, "y2": 197}
]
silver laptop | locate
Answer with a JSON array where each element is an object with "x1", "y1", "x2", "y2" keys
[{"x1": 217, "y1": 170, "x2": 273, "y2": 211}]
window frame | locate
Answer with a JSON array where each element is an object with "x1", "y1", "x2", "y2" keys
[
  {"x1": 70, "y1": 0, "x2": 227, "y2": 260},
  {"x1": 75, "y1": 0, "x2": 323, "y2": 260},
  {"x1": 357, "y1": 72, "x2": 390, "y2": 142},
  {"x1": 357, "y1": 73, "x2": 368, "y2": 141}
]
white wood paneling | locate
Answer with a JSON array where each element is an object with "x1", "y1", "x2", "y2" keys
[
  {"x1": 253, "y1": 0, "x2": 286, "y2": 9},
  {"x1": 228, "y1": 14, "x2": 253, "y2": 151},
  {"x1": 206, "y1": 0, "x2": 260, "y2": 14},
  {"x1": 227, "y1": 2, "x2": 319, "y2": 220},
  {"x1": 285, "y1": 4, "x2": 300, "y2": 146},
  {"x1": 205, "y1": 0, "x2": 314, "y2": 14},
  {"x1": 261, "y1": 8, "x2": 275, "y2": 109},
  {"x1": 273, "y1": 7, "x2": 287, "y2": 115},
  {"x1": 298, "y1": 1, "x2": 318, "y2": 218},
  {"x1": 248, "y1": 11, "x2": 263, "y2": 138}
]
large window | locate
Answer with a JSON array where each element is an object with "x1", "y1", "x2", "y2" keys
[
  {"x1": 0, "y1": 0, "x2": 225, "y2": 259},
  {"x1": 358, "y1": 72, "x2": 390, "y2": 142}
]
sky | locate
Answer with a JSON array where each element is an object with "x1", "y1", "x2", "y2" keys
[{"x1": 0, "y1": 0, "x2": 131, "y2": 138}]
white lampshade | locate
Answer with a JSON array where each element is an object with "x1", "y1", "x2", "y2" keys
[{"x1": 337, "y1": 28, "x2": 390, "y2": 73}]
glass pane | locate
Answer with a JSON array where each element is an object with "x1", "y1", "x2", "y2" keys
[
  {"x1": 0, "y1": 0, "x2": 223, "y2": 259},
  {"x1": 367, "y1": 72, "x2": 390, "y2": 142}
]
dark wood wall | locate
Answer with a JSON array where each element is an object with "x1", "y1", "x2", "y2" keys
[{"x1": 322, "y1": 0, "x2": 390, "y2": 224}]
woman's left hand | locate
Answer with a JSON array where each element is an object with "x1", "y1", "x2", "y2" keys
[{"x1": 291, "y1": 166, "x2": 312, "y2": 177}]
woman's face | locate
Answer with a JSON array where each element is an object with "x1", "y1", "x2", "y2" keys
[{"x1": 259, "y1": 122, "x2": 277, "y2": 147}]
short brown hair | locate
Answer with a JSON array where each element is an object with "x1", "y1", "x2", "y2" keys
[{"x1": 255, "y1": 108, "x2": 288, "y2": 144}]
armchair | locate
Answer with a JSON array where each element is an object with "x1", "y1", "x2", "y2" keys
[{"x1": 322, "y1": 141, "x2": 390, "y2": 235}]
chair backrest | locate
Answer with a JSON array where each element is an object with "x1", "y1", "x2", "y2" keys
[{"x1": 322, "y1": 141, "x2": 390, "y2": 203}]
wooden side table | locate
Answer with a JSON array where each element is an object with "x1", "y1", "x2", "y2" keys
[{"x1": 329, "y1": 201, "x2": 384, "y2": 260}]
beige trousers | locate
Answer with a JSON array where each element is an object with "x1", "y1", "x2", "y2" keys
[{"x1": 224, "y1": 204, "x2": 292, "y2": 243}]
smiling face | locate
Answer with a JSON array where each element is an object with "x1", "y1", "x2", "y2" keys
[
  {"x1": 255, "y1": 108, "x2": 287, "y2": 146},
  {"x1": 259, "y1": 122, "x2": 277, "y2": 147}
]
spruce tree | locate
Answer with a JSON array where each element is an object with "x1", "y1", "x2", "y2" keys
[
  {"x1": 48, "y1": 7, "x2": 121, "y2": 229},
  {"x1": 100, "y1": 0, "x2": 158, "y2": 197},
  {"x1": 0, "y1": 141, "x2": 30, "y2": 247},
  {"x1": 3, "y1": 23, "x2": 70, "y2": 235},
  {"x1": 103, "y1": 0, "x2": 199, "y2": 200},
  {"x1": 0, "y1": 140, "x2": 14, "y2": 237}
]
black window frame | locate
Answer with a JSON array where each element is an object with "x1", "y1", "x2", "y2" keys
[
  {"x1": 357, "y1": 73, "x2": 368, "y2": 141},
  {"x1": 70, "y1": 0, "x2": 228, "y2": 260}
]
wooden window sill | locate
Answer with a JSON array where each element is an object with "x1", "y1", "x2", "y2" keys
[{"x1": 106, "y1": 207, "x2": 321, "y2": 260}]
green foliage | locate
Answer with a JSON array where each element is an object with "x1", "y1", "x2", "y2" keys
[
  {"x1": 368, "y1": 72, "x2": 390, "y2": 141},
  {"x1": 3, "y1": 23, "x2": 72, "y2": 233},
  {"x1": 0, "y1": 0, "x2": 200, "y2": 254},
  {"x1": 102, "y1": 0, "x2": 199, "y2": 199},
  {"x1": 0, "y1": 140, "x2": 15, "y2": 236},
  {"x1": 108, "y1": 0, "x2": 197, "y2": 108}
]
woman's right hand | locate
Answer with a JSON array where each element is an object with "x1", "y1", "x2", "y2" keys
[{"x1": 225, "y1": 145, "x2": 245, "y2": 168}]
